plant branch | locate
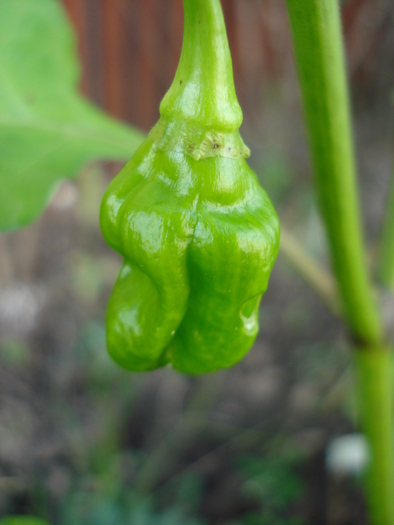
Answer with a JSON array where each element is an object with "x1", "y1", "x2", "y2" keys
[
  {"x1": 279, "y1": 227, "x2": 341, "y2": 316},
  {"x1": 285, "y1": 0, "x2": 383, "y2": 346},
  {"x1": 0, "y1": 235, "x2": 13, "y2": 287}
]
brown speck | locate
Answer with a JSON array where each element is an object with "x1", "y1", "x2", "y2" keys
[
  {"x1": 180, "y1": 80, "x2": 182, "y2": 84},
  {"x1": 212, "y1": 143, "x2": 219, "y2": 149}
]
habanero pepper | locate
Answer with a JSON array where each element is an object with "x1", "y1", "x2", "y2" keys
[{"x1": 100, "y1": 0, "x2": 280, "y2": 374}]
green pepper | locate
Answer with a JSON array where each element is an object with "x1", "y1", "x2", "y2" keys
[{"x1": 100, "y1": 0, "x2": 280, "y2": 374}]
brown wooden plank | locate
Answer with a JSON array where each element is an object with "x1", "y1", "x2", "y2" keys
[
  {"x1": 84, "y1": 0, "x2": 105, "y2": 106},
  {"x1": 62, "y1": 0, "x2": 89, "y2": 94},
  {"x1": 138, "y1": 0, "x2": 156, "y2": 130},
  {"x1": 170, "y1": 0, "x2": 184, "y2": 79},
  {"x1": 222, "y1": 0, "x2": 241, "y2": 91},
  {"x1": 258, "y1": 1, "x2": 276, "y2": 79},
  {"x1": 102, "y1": 0, "x2": 124, "y2": 119}
]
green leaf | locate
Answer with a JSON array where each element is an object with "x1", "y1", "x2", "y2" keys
[
  {"x1": 237, "y1": 454, "x2": 303, "y2": 515},
  {"x1": 0, "y1": 0, "x2": 144, "y2": 231},
  {"x1": 0, "y1": 518, "x2": 50, "y2": 525}
]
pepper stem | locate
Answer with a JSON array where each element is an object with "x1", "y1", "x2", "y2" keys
[
  {"x1": 150, "y1": 0, "x2": 249, "y2": 160},
  {"x1": 160, "y1": 0, "x2": 242, "y2": 132}
]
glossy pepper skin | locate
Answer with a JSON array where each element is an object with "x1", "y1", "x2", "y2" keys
[{"x1": 100, "y1": 0, "x2": 280, "y2": 374}]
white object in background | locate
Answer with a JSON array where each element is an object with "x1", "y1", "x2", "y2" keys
[
  {"x1": 326, "y1": 433, "x2": 370, "y2": 476},
  {"x1": 0, "y1": 282, "x2": 47, "y2": 334}
]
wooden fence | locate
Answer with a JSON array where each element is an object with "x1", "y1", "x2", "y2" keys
[{"x1": 62, "y1": 0, "x2": 394, "y2": 132}]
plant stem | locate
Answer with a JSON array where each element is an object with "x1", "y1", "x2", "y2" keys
[
  {"x1": 279, "y1": 227, "x2": 341, "y2": 316},
  {"x1": 354, "y1": 348, "x2": 394, "y2": 525},
  {"x1": 160, "y1": 0, "x2": 243, "y2": 132},
  {"x1": 285, "y1": 0, "x2": 383, "y2": 346},
  {"x1": 0, "y1": 235, "x2": 13, "y2": 287},
  {"x1": 152, "y1": 0, "x2": 250, "y2": 161},
  {"x1": 285, "y1": 2, "x2": 392, "y2": 523},
  {"x1": 377, "y1": 174, "x2": 394, "y2": 290}
]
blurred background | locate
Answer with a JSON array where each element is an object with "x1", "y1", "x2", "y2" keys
[{"x1": 0, "y1": 0, "x2": 393, "y2": 523}]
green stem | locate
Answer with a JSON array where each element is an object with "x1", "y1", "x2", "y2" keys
[
  {"x1": 0, "y1": 235, "x2": 13, "y2": 287},
  {"x1": 285, "y1": 3, "x2": 392, "y2": 523},
  {"x1": 377, "y1": 174, "x2": 394, "y2": 290},
  {"x1": 160, "y1": 0, "x2": 242, "y2": 131},
  {"x1": 152, "y1": 0, "x2": 250, "y2": 160},
  {"x1": 354, "y1": 348, "x2": 394, "y2": 525},
  {"x1": 285, "y1": 0, "x2": 383, "y2": 346}
]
